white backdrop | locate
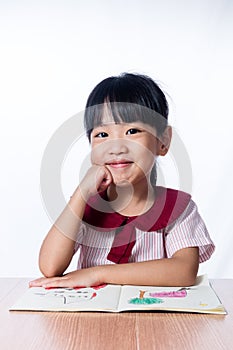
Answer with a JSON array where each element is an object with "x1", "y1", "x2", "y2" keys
[{"x1": 0, "y1": 0, "x2": 232, "y2": 278}]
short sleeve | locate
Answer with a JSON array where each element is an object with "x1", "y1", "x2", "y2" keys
[
  {"x1": 165, "y1": 199, "x2": 215, "y2": 262},
  {"x1": 73, "y1": 222, "x2": 87, "y2": 254}
]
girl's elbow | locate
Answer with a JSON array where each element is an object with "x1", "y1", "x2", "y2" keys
[
  {"x1": 39, "y1": 261, "x2": 62, "y2": 278},
  {"x1": 173, "y1": 261, "x2": 198, "y2": 286},
  {"x1": 181, "y1": 275, "x2": 197, "y2": 287},
  {"x1": 182, "y1": 267, "x2": 199, "y2": 286}
]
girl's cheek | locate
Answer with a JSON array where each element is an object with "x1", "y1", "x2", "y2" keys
[
  {"x1": 90, "y1": 145, "x2": 105, "y2": 165},
  {"x1": 90, "y1": 149, "x2": 97, "y2": 164}
]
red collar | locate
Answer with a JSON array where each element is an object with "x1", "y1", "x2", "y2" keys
[{"x1": 83, "y1": 186, "x2": 191, "y2": 232}]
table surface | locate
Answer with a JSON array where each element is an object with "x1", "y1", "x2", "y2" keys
[{"x1": 0, "y1": 278, "x2": 232, "y2": 350}]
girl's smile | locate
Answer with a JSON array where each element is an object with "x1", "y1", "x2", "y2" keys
[{"x1": 105, "y1": 159, "x2": 133, "y2": 169}]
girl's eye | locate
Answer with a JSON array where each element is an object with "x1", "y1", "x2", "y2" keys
[
  {"x1": 126, "y1": 128, "x2": 141, "y2": 135},
  {"x1": 95, "y1": 132, "x2": 108, "y2": 138}
]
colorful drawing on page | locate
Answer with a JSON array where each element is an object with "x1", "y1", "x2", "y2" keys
[
  {"x1": 88, "y1": 284, "x2": 107, "y2": 290},
  {"x1": 34, "y1": 287, "x2": 98, "y2": 305},
  {"x1": 149, "y1": 288, "x2": 189, "y2": 298},
  {"x1": 73, "y1": 284, "x2": 107, "y2": 291},
  {"x1": 129, "y1": 290, "x2": 164, "y2": 305}
]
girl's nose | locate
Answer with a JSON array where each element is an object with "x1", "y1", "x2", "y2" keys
[{"x1": 108, "y1": 139, "x2": 129, "y2": 155}]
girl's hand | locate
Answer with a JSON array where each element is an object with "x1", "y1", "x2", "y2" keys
[
  {"x1": 29, "y1": 267, "x2": 102, "y2": 289},
  {"x1": 79, "y1": 165, "x2": 112, "y2": 199}
]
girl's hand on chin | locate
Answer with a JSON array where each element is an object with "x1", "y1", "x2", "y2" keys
[
  {"x1": 29, "y1": 267, "x2": 102, "y2": 289},
  {"x1": 79, "y1": 165, "x2": 112, "y2": 198}
]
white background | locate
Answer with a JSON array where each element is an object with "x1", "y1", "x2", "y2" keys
[{"x1": 0, "y1": 0, "x2": 232, "y2": 278}]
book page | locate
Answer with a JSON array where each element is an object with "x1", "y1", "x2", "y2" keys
[
  {"x1": 10, "y1": 284, "x2": 121, "y2": 312},
  {"x1": 117, "y1": 275, "x2": 226, "y2": 314}
]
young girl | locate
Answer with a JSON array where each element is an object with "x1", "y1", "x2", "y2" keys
[{"x1": 30, "y1": 73, "x2": 215, "y2": 288}]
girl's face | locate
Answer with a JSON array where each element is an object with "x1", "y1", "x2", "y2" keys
[{"x1": 90, "y1": 116, "x2": 163, "y2": 187}]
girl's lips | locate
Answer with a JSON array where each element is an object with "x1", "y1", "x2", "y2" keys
[{"x1": 106, "y1": 161, "x2": 133, "y2": 169}]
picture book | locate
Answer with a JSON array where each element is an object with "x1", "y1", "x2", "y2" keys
[{"x1": 9, "y1": 275, "x2": 226, "y2": 314}]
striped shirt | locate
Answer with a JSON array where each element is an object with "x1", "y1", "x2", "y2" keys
[{"x1": 74, "y1": 187, "x2": 215, "y2": 269}]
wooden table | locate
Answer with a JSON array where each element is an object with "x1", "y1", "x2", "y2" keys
[{"x1": 0, "y1": 278, "x2": 232, "y2": 350}]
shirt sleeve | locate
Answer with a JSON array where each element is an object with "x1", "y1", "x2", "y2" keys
[
  {"x1": 165, "y1": 199, "x2": 215, "y2": 262},
  {"x1": 73, "y1": 222, "x2": 86, "y2": 254}
]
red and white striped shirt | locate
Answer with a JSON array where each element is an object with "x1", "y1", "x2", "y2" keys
[{"x1": 74, "y1": 187, "x2": 215, "y2": 269}]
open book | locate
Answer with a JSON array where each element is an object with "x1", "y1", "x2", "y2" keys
[{"x1": 10, "y1": 275, "x2": 226, "y2": 314}]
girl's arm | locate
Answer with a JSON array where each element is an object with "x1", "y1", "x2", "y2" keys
[
  {"x1": 32, "y1": 246, "x2": 199, "y2": 287},
  {"x1": 38, "y1": 188, "x2": 86, "y2": 277},
  {"x1": 38, "y1": 165, "x2": 112, "y2": 277},
  {"x1": 98, "y1": 246, "x2": 199, "y2": 286}
]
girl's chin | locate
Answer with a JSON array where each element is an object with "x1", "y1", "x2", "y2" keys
[
  {"x1": 111, "y1": 179, "x2": 132, "y2": 187},
  {"x1": 111, "y1": 177, "x2": 147, "y2": 187}
]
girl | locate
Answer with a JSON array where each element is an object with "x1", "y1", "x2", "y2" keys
[{"x1": 30, "y1": 73, "x2": 215, "y2": 288}]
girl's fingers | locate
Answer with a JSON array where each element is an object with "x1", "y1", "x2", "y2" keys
[
  {"x1": 42, "y1": 278, "x2": 80, "y2": 289},
  {"x1": 42, "y1": 277, "x2": 68, "y2": 288},
  {"x1": 29, "y1": 276, "x2": 68, "y2": 287},
  {"x1": 42, "y1": 280, "x2": 68, "y2": 289},
  {"x1": 98, "y1": 168, "x2": 112, "y2": 191},
  {"x1": 29, "y1": 277, "x2": 47, "y2": 287},
  {"x1": 30, "y1": 277, "x2": 84, "y2": 289},
  {"x1": 98, "y1": 178, "x2": 112, "y2": 192}
]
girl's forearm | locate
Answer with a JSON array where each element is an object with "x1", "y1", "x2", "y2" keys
[
  {"x1": 54, "y1": 187, "x2": 86, "y2": 241},
  {"x1": 39, "y1": 229, "x2": 75, "y2": 277},
  {"x1": 39, "y1": 187, "x2": 87, "y2": 277},
  {"x1": 96, "y1": 248, "x2": 199, "y2": 287}
]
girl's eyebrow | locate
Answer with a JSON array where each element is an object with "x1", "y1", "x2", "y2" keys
[
  {"x1": 93, "y1": 122, "x2": 116, "y2": 130},
  {"x1": 92, "y1": 126, "x2": 108, "y2": 132}
]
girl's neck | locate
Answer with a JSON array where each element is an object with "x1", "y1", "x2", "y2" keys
[{"x1": 107, "y1": 179, "x2": 156, "y2": 217}]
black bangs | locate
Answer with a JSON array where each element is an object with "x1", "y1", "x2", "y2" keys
[
  {"x1": 84, "y1": 73, "x2": 169, "y2": 140},
  {"x1": 84, "y1": 102, "x2": 167, "y2": 141}
]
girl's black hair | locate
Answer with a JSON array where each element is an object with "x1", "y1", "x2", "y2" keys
[{"x1": 84, "y1": 73, "x2": 169, "y2": 141}]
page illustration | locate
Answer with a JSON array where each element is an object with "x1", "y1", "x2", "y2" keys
[{"x1": 117, "y1": 278, "x2": 225, "y2": 313}]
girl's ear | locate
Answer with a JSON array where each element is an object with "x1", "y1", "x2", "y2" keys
[{"x1": 157, "y1": 126, "x2": 172, "y2": 156}]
